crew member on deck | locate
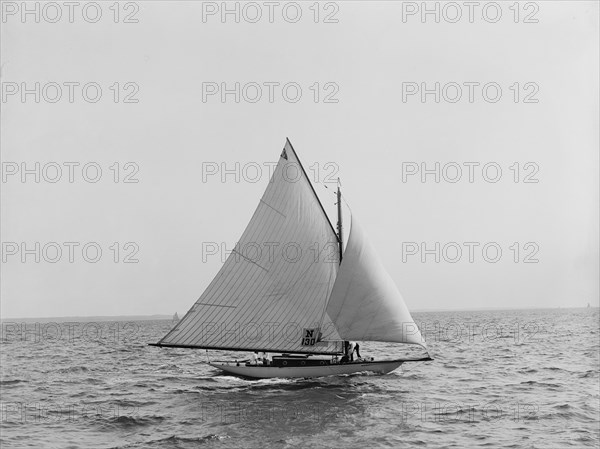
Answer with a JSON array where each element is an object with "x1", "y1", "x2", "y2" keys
[
  {"x1": 258, "y1": 351, "x2": 271, "y2": 366},
  {"x1": 348, "y1": 341, "x2": 361, "y2": 361},
  {"x1": 249, "y1": 352, "x2": 259, "y2": 365}
]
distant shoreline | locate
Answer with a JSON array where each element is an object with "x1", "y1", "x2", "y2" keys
[
  {"x1": 0, "y1": 315, "x2": 174, "y2": 323},
  {"x1": 1, "y1": 306, "x2": 597, "y2": 322},
  {"x1": 412, "y1": 306, "x2": 599, "y2": 313}
]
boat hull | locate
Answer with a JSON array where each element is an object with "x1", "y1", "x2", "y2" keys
[{"x1": 209, "y1": 359, "x2": 405, "y2": 379}]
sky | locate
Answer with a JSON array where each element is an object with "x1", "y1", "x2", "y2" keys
[{"x1": 1, "y1": 1, "x2": 598, "y2": 318}]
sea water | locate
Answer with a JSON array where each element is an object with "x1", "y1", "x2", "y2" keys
[{"x1": 1, "y1": 308, "x2": 598, "y2": 448}]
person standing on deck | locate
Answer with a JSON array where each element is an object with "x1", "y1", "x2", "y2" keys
[
  {"x1": 348, "y1": 341, "x2": 361, "y2": 361},
  {"x1": 249, "y1": 352, "x2": 259, "y2": 365}
]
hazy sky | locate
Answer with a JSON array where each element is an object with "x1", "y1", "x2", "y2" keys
[{"x1": 1, "y1": 1, "x2": 598, "y2": 318}]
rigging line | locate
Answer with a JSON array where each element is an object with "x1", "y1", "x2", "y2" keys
[
  {"x1": 339, "y1": 191, "x2": 353, "y2": 212},
  {"x1": 401, "y1": 360, "x2": 426, "y2": 373},
  {"x1": 285, "y1": 138, "x2": 340, "y2": 244},
  {"x1": 338, "y1": 191, "x2": 353, "y2": 246}
]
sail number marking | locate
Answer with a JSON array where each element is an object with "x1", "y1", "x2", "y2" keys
[{"x1": 301, "y1": 328, "x2": 319, "y2": 346}]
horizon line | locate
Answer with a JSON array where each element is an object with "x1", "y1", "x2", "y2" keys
[{"x1": 1, "y1": 305, "x2": 598, "y2": 321}]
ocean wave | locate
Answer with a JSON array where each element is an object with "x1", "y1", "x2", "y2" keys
[
  {"x1": 0, "y1": 379, "x2": 24, "y2": 386},
  {"x1": 55, "y1": 366, "x2": 91, "y2": 374},
  {"x1": 96, "y1": 414, "x2": 166, "y2": 430},
  {"x1": 109, "y1": 434, "x2": 231, "y2": 448}
]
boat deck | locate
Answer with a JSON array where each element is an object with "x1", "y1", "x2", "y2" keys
[{"x1": 209, "y1": 356, "x2": 432, "y2": 379}]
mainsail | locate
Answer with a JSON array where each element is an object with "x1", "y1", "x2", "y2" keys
[
  {"x1": 326, "y1": 216, "x2": 426, "y2": 348},
  {"x1": 156, "y1": 139, "x2": 344, "y2": 354}
]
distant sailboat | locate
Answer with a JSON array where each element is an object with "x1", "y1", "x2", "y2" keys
[
  {"x1": 151, "y1": 139, "x2": 431, "y2": 378},
  {"x1": 173, "y1": 312, "x2": 180, "y2": 322}
]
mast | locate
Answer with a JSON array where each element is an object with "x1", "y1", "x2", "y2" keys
[{"x1": 336, "y1": 178, "x2": 343, "y2": 264}]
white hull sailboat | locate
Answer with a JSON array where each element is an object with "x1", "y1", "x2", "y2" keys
[
  {"x1": 210, "y1": 360, "x2": 405, "y2": 379},
  {"x1": 151, "y1": 139, "x2": 431, "y2": 379}
]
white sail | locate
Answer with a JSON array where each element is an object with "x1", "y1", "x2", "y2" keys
[
  {"x1": 158, "y1": 140, "x2": 343, "y2": 354},
  {"x1": 326, "y1": 216, "x2": 426, "y2": 348}
]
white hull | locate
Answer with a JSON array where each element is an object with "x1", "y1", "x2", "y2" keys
[{"x1": 209, "y1": 359, "x2": 405, "y2": 379}]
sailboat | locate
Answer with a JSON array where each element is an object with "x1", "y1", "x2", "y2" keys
[{"x1": 150, "y1": 139, "x2": 431, "y2": 378}]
